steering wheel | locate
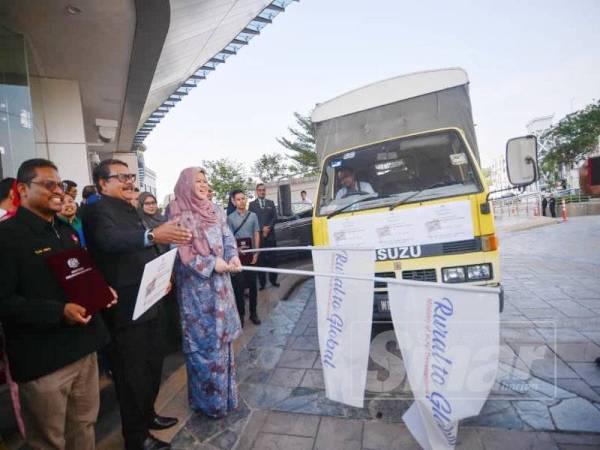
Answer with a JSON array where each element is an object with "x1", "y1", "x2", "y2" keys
[{"x1": 342, "y1": 190, "x2": 370, "y2": 199}]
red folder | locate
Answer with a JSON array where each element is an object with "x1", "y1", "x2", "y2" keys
[{"x1": 45, "y1": 248, "x2": 113, "y2": 316}]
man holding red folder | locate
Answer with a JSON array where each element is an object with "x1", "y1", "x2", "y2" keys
[{"x1": 0, "y1": 159, "x2": 115, "y2": 450}]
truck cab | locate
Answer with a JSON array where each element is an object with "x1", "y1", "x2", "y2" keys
[{"x1": 311, "y1": 68, "x2": 538, "y2": 318}]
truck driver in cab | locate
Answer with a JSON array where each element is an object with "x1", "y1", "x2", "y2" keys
[{"x1": 335, "y1": 166, "x2": 376, "y2": 199}]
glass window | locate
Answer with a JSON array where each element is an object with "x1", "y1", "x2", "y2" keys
[
  {"x1": 0, "y1": 26, "x2": 35, "y2": 178},
  {"x1": 317, "y1": 130, "x2": 482, "y2": 216}
]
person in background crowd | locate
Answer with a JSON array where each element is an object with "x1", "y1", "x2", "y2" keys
[
  {"x1": 82, "y1": 184, "x2": 100, "y2": 205},
  {"x1": 137, "y1": 192, "x2": 168, "y2": 252},
  {"x1": 228, "y1": 189, "x2": 261, "y2": 326},
  {"x1": 226, "y1": 191, "x2": 236, "y2": 216},
  {"x1": 79, "y1": 185, "x2": 99, "y2": 218},
  {"x1": 0, "y1": 158, "x2": 116, "y2": 450},
  {"x1": 541, "y1": 194, "x2": 548, "y2": 216},
  {"x1": 63, "y1": 179, "x2": 78, "y2": 202},
  {"x1": 548, "y1": 193, "x2": 557, "y2": 218},
  {"x1": 0, "y1": 177, "x2": 17, "y2": 221},
  {"x1": 168, "y1": 167, "x2": 242, "y2": 418},
  {"x1": 58, "y1": 193, "x2": 86, "y2": 247},
  {"x1": 137, "y1": 191, "x2": 182, "y2": 353},
  {"x1": 299, "y1": 189, "x2": 312, "y2": 207},
  {"x1": 207, "y1": 186, "x2": 214, "y2": 202},
  {"x1": 84, "y1": 159, "x2": 191, "y2": 450},
  {"x1": 249, "y1": 183, "x2": 279, "y2": 289},
  {"x1": 0, "y1": 175, "x2": 23, "y2": 437}
]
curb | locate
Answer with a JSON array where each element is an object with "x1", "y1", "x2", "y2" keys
[{"x1": 497, "y1": 217, "x2": 561, "y2": 233}]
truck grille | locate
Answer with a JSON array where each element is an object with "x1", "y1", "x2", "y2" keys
[
  {"x1": 402, "y1": 269, "x2": 437, "y2": 282},
  {"x1": 374, "y1": 271, "x2": 396, "y2": 288},
  {"x1": 442, "y1": 239, "x2": 480, "y2": 254}
]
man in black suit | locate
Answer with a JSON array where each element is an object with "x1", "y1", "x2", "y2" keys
[
  {"x1": 249, "y1": 183, "x2": 280, "y2": 289},
  {"x1": 83, "y1": 159, "x2": 192, "y2": 450}
]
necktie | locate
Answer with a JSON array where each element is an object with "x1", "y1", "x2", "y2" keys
[{"x1": 260, "y1": 199, "x2": 264, "y2": 208}]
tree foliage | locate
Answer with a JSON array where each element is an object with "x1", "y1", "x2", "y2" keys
[
  {"x1": 276, "y1": 112, "x2": 319, "y2": 176},
  {"x1": 544, "y1": 101, "x2": 600, "y2": 166},
  {"x1": 252, "y1": 152, "x2": 289, "y2": 183},
  {"x1": 539, "y1": 151, "x2": 562, "y2": 186},
  {"x1": 202, "y1": 158, "x2": 248, "y2": 206}
]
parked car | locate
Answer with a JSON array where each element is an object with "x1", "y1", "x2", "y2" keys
[{"x1": 274, "y1": 206, "x2": 313, "y2": 262}]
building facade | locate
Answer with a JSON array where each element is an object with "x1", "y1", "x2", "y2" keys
[
  {"x1": 486, "y1": 155, "x2": 510, "y2": 192},
  {"x1": 264, "y1": 174, "x2": 318, "y2": 214},
  {"x1": 139, "y1": 167, "x2": 158, "y2": 196}
]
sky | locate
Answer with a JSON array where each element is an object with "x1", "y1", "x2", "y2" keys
[{"x1": 144, "y1": 0, "x2": 600, "y2": 201}]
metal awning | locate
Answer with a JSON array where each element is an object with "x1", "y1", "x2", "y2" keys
[{"x1": 133, "y1": 0, "x2": 298, "y2": 147}]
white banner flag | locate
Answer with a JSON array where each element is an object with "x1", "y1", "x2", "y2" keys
[
  {"x1": 388, "y1": 283, "x2": 499, "y2": 450},
  {"x1": 312, "y1": 249, "x2": 375, "y2": 408}
]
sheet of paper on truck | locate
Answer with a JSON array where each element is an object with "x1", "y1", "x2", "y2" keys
[
  {"x1": 328, "y1": 199, "x2": 473, "y2": 249},
  {"x1": 133, "y1": 248, "x2": 177, "y2": 320}
]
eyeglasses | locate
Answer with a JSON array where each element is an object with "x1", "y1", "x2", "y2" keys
[
  {"x1": 30, "y1": 180, "x2": 65, "y2": 192},
  {"x1": 107, "y1": 173, "x2": 137, "y2": 183}
]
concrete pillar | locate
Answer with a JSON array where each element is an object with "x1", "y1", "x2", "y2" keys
[{"x1": 29, "y1": 76, "x2": 89, "y2": 201}]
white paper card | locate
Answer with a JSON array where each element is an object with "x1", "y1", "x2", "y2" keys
[{"x1": 133, "y1": 248, "x2": 177, "y2": 320}]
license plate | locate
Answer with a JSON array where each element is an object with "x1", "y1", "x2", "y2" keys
[{"x1": 378, "y1": 299, "x2": 390, "y2": 312}]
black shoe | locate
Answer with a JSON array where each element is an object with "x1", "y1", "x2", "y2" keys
[
  {"x1": 142, "y1": 435, "x2": 171, "y2": 450},
  {"x1": 250, "y1": 315, "x2": 262, "y2": 325},
  {"x1": 595, "y1": 357, "x2": 600, "y2": 367},
  {"x1": 271, "y1": 282, "x2": 280, "y2": 288},
  {"x1": 148, "y1": 415, "x2": 178, "y2": 430},
  {"x1": 259, "y1": 286, "x2": 266, "y2": 291}
]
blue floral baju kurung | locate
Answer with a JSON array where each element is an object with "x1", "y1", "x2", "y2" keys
[{"x1": 172, "y1": 208, "x2": 242, "y2": 418}]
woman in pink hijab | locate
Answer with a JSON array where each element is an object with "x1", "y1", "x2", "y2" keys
[{"x1": 168, "y1": 167, "x2": 243, "y2": 418}]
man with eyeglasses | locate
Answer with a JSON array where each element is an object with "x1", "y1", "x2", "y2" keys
[
  {"x1": 0, "y1": 158, "x2": 114, "y2": 450},
  {"x1": 84, "y1": 159, "x2": 192, "y2": 450}
]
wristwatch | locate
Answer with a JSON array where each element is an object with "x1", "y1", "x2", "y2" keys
[{"x1": 147, "y1": 229, "x2": 156, "y2": 243}]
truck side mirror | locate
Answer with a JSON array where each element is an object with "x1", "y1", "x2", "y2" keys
[{"x1": 506, "y1": 135, "x2": 538, "y2": 187}]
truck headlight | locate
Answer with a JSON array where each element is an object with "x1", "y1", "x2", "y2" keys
[
  {"x1": 466, "y1": 264, "x2": 492, "y2": 281},
  {"x1": 442, "y1": 267, "x2": 466, "y2": 283},
  {"x1": 442, "y1": 264, "x2": 492, "y2": 283}
]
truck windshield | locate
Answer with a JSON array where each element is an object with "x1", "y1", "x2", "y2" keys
[{"x1": 317, "y1": 130, "x2": 482, "y2": 216}]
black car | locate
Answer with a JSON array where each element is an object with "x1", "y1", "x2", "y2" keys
[{"x1": 274, "y1": 206, "x2": 313, "y2": 262}]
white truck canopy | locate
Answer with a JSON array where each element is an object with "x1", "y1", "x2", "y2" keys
[{"x1": 311, "y1": 68, "x2": 480, "y2": 162}]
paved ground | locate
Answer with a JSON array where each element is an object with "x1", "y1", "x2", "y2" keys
[
  {"x1": 6, "y1": 218, "x2": 597, "y2": 449},
  {"x1": 169, "y1": 216, "x2": 600, "y2": 449}
]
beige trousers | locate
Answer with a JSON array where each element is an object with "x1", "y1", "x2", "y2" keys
[{"x1": 19, "y1": 353, "x2": 100, "y2": 450}]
